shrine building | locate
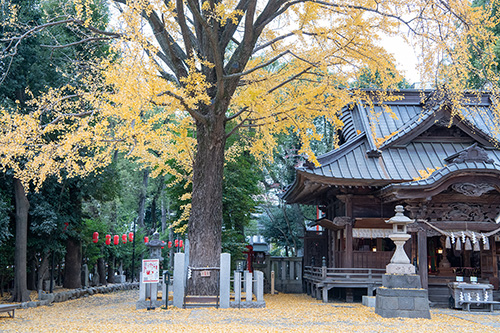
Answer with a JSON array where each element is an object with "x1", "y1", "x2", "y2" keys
[{"x1": 282, "y1": 89, "x2": 500, "y2": 305}]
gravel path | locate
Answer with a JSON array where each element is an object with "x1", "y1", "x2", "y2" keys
[{"x1": 1, "y1": 290, "x2": 499, "y2": 332}]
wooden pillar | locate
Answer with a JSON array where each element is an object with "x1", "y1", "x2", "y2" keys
[
  {"x1": 344, "y1": 195, "x2": 353, "y2": 269},
  {"x1": 340, "y1": 229, "x2": 345, "y2": 268},
  {"x1": 327, "y1": 229, "x2": 332, "y2": 267},
  {"x1": 332, "y1": 230, "x2": 337, "y2": 268},
  {"x1": 345, "y1": 223, "x2": 353, "y2": 268},
  {"x1": 411, "y1": 232, "x2": 417, "y2": 267},
  {"x1": 491, "y1": 237, "x2": 498, "y2": 279},
  {"x1": 418, "y1": 230, "x2": 428, "y2": 289}
]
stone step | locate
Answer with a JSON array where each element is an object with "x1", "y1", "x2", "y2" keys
[
  {"x1": 428, "y1": 285, "x2": 451, "y2": 308},
  {"x1": 184, "y1": 303, "x2": 219, "y2": 308}
]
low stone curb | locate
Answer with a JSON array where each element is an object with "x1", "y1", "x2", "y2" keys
[
  {"x1": 230, "y1": 301, "x2": 266, "y2": 308},
  {"x1": 18, "y1": 282, "x2": 139, "y2": 309}
]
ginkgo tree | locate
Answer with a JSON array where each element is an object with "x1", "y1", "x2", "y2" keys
[{"x1": 2, "y1": 0, "x2": 500, "y2": 294}]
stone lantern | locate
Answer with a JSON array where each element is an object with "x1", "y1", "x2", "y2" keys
[
  {"x1": 375, "y1": 205, "x2": 430, "y2": 319},
  {"x1": 385, "y1": 205, "x2": 415, "y2": 275},
  {"x1": 146, "y1": 231, "x2": 163, "y2": 261}
]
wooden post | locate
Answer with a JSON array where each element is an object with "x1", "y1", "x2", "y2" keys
[
  {"x1": 418, "y1": 230, "x2": 428, "y2": 289},
  {"x1": 411, "y1": 232, "x2": 417, "y2": 268},
  {"x1": 492, "y1": 238, "x2": 498, "y2": 279},
  {"x1": 322, "y1": 257, "x2": 327, "y2": 279},
  {"x1": 282, "y1": 260, "x2": 287, "y2": 280},
  {"x1": 332, "y1": 230, "x2": 337, "y2": 268},
  {"x1": 345, "y1": 223, "x2": 353, "y2": 268},
  {"x1": 270, "y1": 271, "x2": 275, "y2": 295}
]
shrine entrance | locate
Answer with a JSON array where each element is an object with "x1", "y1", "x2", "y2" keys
[{"x1": 428, "y1": 236, "x2": 482, "y2": 278}]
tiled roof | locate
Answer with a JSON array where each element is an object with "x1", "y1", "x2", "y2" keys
[
  {"x1": 307, "y1": 141, "x2": 486, "y2": 182},
  {"x1": 283, "y1": 90, "x2": 500, "y2": 203},
  {"x1": 383, "y1": 160, "x2": 500, "y2": 189}
]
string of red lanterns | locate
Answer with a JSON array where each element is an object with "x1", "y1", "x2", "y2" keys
[
  {"x1": 167, "y1": 239, "x2": 183, "y2": 248},
  {"x1": 92, "y1": 232, "x2": 134, "y2": 245},
  {"x1": 93, "y1": 231, "x2": 183, "y2": 248},
  {"x1": 143, "y1": 237, "x2": 184, "y2": 248}
]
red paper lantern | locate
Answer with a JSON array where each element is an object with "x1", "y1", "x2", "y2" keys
[
  {"x1": 92, "y1": 232, "x2": 99, "y2": 244},
  {"x1": 144, "y1": 236, "x2": 149, "y2": 243},
  {"x1": 105, "y1": 234, "x2": 111, "y2": 245},
  {"x1": 113, "y1": 235, "x2": 119, "y2": 245},
  {"x1": 179, "y1": 240, "x2": 184, "y2": 248},
  {"x1": 122, "y1": 234, "x2": 127, "y2": 244},
  {"x1": 128, "y1": 232, "x2": 134, "y2": 242},
  {"x1": 168, "y1": 241, "x2": 172, "y2": 248},
  {"x1": 174, "y1": 239, "x2": 179, "y2": 247}
]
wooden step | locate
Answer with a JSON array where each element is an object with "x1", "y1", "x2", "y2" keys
[{"x1": 184, "y1": 295, "x2": 219, "y2": 309}]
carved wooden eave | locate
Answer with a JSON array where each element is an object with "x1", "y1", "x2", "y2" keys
[
  {"x1": 381, "y1": 174, "x2": 500, "y2": 202},
  {"x1": 312, "y1": 217, "x2": 353, "y2": 230},
  {"x1": 354, "y1": 217, "x2": 393, "y2": 229},
  {"x1": 380, "y1": 144, "x2": 500, "y2": 203},
  {"x1": 408, "y1": 220, "x2": 500, "y2": 235},
  {"x1": 283, "y1": 170, "x2": 386, "y2": 204}
]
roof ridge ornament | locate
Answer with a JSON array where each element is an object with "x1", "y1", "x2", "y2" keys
[
  {"x1": 422, "y1": 85, "x2": 455, "y2": 110},
  {"x1": 451, "y1": 143, "x2": 493, "y2": 164},
  {"x1": 366, "y1": 149, "x2": 382, "y2": 157}
]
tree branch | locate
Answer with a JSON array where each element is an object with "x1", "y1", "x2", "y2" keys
[
  {"x1": 219, "y1": 0, "x2": 251, "y2": 50},
  {"x1": 253, "y1": 32, "x2": 295, "y2": 53},
  {"x1": 224, "y1": 50, "x2": 290, "y2": 79},
  {"x1": 40, "y1": 36, "x2": 117, "y2": 49},
  {"x1": 176, "y1": 0, "x2": 195, "y2": 58},
  {"x1": 268, "y1": 66, "x2": 312, "y2": 94},
  {"x1": 226, "y1": 106, "x2": 249, "y2": 122},
  {"x1": 156, "y1": 90, "x2": 209, "y2": 125},
  {"x1": 42, "y1": 110, "x2": 94, "y2": 129},
  {"x1": 185, "y1": 0, "x2": 224, "y2": 79},
  {"x1": 146, "y1": 10, "x2": 188, "y2": 80}
]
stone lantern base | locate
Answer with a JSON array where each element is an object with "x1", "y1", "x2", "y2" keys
[{"x1": 375, "y1": 274, "x2": 431, "y2": 319}]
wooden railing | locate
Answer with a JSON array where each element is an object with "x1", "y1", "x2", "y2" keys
[
  {"x1": 269, "y1": 257, "x2": 303, "y2": 293},
  {"x1": 304, "y1": 266, "x2": 385, "y2": 283},
  {"x1": 304, "y1": 266, "x2": 385, "y2": 301}
]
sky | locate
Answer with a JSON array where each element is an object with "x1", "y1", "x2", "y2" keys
[{"x1": 381, "y1": 35, "x2": 421, "y2": 85}]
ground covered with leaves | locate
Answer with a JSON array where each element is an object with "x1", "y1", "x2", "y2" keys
[{"x1": 1, "y1": 290, "x2": 499, "y2": 332}]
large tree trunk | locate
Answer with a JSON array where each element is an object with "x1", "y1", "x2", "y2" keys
[
  {"x1": 187, "y1": 113, "x2": 226, "y2": 295},
  {"x1": 11, "y1": 178, "x2": 30, "y2": 302},
  {"x1": 63, "y1": 237, "x2": 82, "y2": 288},
  {"x1": 97, "y1": 258, "x2": 107, "y2": 285},
  {"x1": 107, "y1": 256, "x2": 115, "y2": 283},
  {"x1": 27, "y1": 257, "x2": 37, "y2": 290},
  {"x1": 37, "y1": 253, "x2": 50, "y2": 291}
]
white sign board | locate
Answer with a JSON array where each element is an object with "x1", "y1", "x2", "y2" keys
[{"x1": 142, "y1": 259, "x2": 160, "y2": 283}]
